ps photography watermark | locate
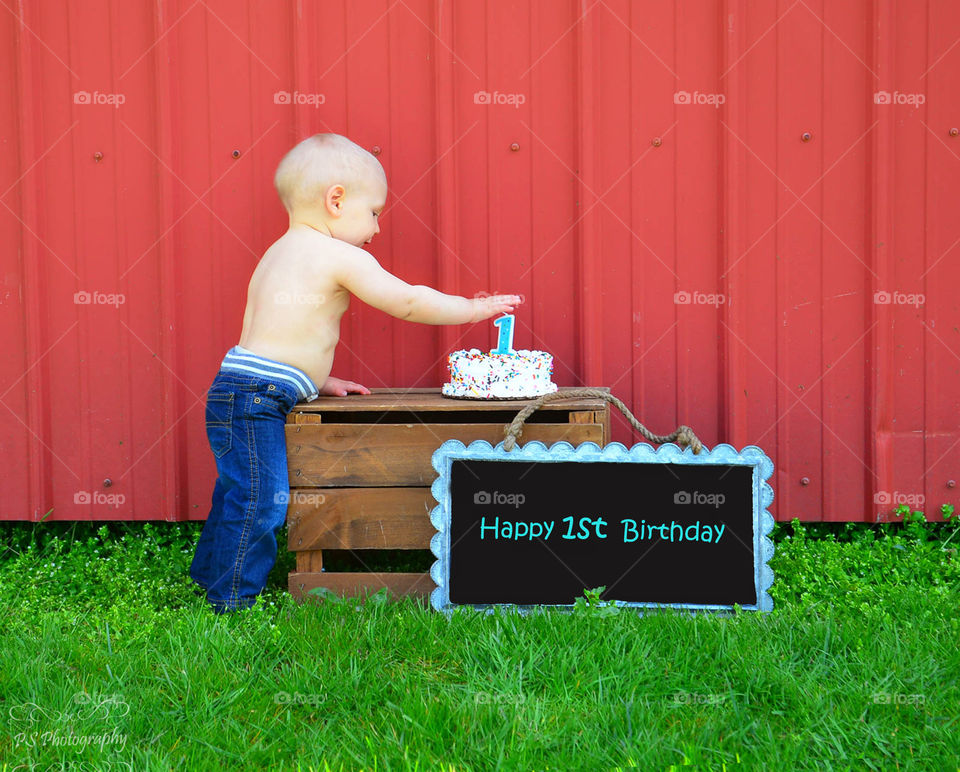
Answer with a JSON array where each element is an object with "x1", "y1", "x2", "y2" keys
[
  {"x1": 9, "y1": 692, "x2": 129, "y2": 724},
  {"x1": 674, "y1": 90, "x2": 725, "y2": 108},
  {"x1": 473, "y1": 90, "x2": 526, "y2": 108},
  {"x1": 474, "y1": 490, "x2": 526, "y2": 508},
  {"x1": 674, "y1": 490, "x2": 725, "y2": 509},
  {"x1": 74, "y1": 290, "x2": 125, "y2": 307},
  {"x1": 674, "y1": 290, "x2": 726, "y2": 307},
  {"x1": 874, "y1": 490, "x2": 924, "y2": 507},
  {"x1": 74, "y1": 90, "x2": 125, "y2": 108},
  {"x1": 9, "y1": 692, "x2": 129, "y2": 754},
  {"x1": 13, "y1": 727, "x2": 128, "y2": 753},
  {"x1": 873, "y1": 90, "x2": 925, "y2": 106},
  {"x1": 74, "y1": 490, "x2": 125, "y2": 508},
  {"x1": 274, "y1": 90, "x2": 325, "y2": 107},
  {"x1": 873, "y1": 290, "x2": 924, "y2": 307}
]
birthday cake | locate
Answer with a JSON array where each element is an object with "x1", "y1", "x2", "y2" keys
[{"x1": 441, "y1": 348, "x2": 558, "y2": 399}]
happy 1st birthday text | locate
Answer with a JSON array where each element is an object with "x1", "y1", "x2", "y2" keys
[{"x1": 478, "y1": 516, "x2": 727, "y2": 543}]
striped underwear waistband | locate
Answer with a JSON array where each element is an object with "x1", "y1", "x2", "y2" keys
[{"x1": 220, "y1": 345, "x2": 319, "y2": 402}]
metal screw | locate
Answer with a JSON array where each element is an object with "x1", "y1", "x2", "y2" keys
[
  {"x1": 651, "y1": 137, "x2": 662, "y2": 147},
  {"x1": 103, "y1": 478, "x2": 112, "y2": 488},
  {"x1": 372, "y1": 145, "x2": 382, "y2": 155},
  {"x1": 801, "y1": 132, "x2": 812, "y2": 142},
  {"x1": 950, "y1": 128, "x2": 959, "y2": 137},
  {"x1": 93, "y1": 152, "x2": 103, "y2": 162},
  {"x1": 948, "y1": 480, "x2": 956, "y2": 489},
  {"x1": 510, "y1": 142, "x2": 520, "y2": 151},
  {"x1": 800, "y1": 477, "x2": 810, "y2": 486},
  {"x1": 232, "y1": 149, "x2": 241, "y2": 158}
]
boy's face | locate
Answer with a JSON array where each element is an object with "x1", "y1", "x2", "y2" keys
[{"x1": 325, "y1": 176, "x2": 387, "y2": 247}]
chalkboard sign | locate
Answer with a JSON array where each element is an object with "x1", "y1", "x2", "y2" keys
[{"x1": 429, "y1": 440, "x2": 774, "y2": 615}]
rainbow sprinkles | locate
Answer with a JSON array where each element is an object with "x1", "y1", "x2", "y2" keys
[{"x1": 441, "y1": 348, "x2": 558, "y2": 399}]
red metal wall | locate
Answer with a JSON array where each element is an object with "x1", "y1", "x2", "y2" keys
[{"x1": 1, "y1": 1, "x2": 957, "y2": 523}]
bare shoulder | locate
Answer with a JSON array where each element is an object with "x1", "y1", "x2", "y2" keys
[
  {"x1": 312, "y1": 236, "x2": 384, "y2": 288},
  {"x1": 281, "y1": 229, "x2": 374, "y2": 277},
  {"x1": 266, "y1": 228, "x2": 339, "y2": 262},
  {"x1": 258, "y1": 230, "x2": 352, "y2": 293}
]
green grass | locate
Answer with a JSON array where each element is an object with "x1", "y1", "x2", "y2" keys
[{"x1": 0, "y1": 516, "x2": 958, "y2": 771}]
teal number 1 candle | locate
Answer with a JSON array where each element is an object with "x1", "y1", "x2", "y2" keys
[{"x1": 491, "y1": 314, "x2": 517, "y2": 356}]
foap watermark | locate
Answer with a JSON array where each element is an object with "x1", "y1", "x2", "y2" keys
[
  {"x1": 474, "y1": 290, "x2": 526, "y2": 304},
  {"x1": 274, "y1": 90, "x2": 325, "y2": 108},
  {"x1": 74, "y1": 290, "x2": 126, "y2": 308},
  {"x1": 74, "y1": 491, "x2": 125, "y2": 508},
  {"x1": 274, "y1": 691, "x2": 323, "y2": 706},
  {"x1": 874, "y1": 90, "x2": 925, "y2": 106},
  {"x1": 871, "y1": 692, "x2": 925, "y2": 705},
  {"x1": 474, "y1": 490, "x2": 526, "y2": 508},
  {"x1": 874, "y1": 491, "x2": 924, "y2": 508},
  {"x1": 674, "y1": 290, "x2": 726, "y2": 307},
  {"x1": 671, "y1": 691, "x2": 727, "y2": 706},
  {"x1": 674, "y1": 90, "x2": 725, "y2": 108},
  {"x1": 473, "y1": 90, "x2": 526, "y2": 108},
  {"x1": 274, "y1": 491, "x2": 326, "y2": 506},
  {"x1": 873, "y1": 290, "x2": 924, "y2": 307},
  {"x1": 74, "y1": 90, "x2": 126, "y2": 108},
  {"x1": 472, "y1": 691, "x2": 526, "y2": 705},
  {"x1": 274, "y1": 290, "x2": 326, "y2": 306},
  {"x1": 674, "y1": 490, "x2": 725, "y2": 509}
]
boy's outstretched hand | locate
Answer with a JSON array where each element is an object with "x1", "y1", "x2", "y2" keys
[
  {"x1": 471, "y1": 294, "x2": 524, "y2": 323},
  {"x1": 320, "y1": 376, "x2": 372, "y2": 396}
]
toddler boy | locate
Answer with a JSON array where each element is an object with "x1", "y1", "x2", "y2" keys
[{"x1": 189, "y1": 133, "x2": 522, "y2": 613}]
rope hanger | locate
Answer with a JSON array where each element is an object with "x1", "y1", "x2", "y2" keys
[{"x1": 502, "y1": 388, "x2": 704, "y2": 454}]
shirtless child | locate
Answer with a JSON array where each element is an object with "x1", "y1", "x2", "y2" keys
[{"x1": 190, "y1": 133, "x2": 522, "y2": 613}]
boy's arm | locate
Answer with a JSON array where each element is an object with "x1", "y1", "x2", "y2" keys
[{"x1": 333, "y1": 247, "x2": 521, "y2": 324}]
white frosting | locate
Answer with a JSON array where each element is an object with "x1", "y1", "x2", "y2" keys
[{"x1": 442, "y1": 348, "x2": 558, "y2": 399}]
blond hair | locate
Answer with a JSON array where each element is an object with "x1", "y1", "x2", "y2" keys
[{"x1": 274, "y1": 133, "x2": 385, "y2": 213}]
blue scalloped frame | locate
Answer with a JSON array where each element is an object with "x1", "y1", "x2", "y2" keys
[{"x1": 429, "y1": 440, "x2": 775, "y2": 617}]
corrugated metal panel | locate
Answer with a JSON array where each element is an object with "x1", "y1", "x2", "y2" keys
[{"x1": 0, "y1": 0, "x2": 956, "y2": 522}]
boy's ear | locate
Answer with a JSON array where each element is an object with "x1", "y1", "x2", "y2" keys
[{"x1": 324, "y1": 184, "x2": 346, "y2": 217}]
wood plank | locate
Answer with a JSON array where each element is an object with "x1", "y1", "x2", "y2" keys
[
  {"x1": 286, "y1": 422, "x2": 604, "y2": 486},
  {"x1": 289, "y1": 572, "x2": 434, "y2": 601},
  {"x1": 569, "y1": 410, "x2": 597, "y2": 424},
  {"x1": 289, "y1": 386, "x2": 611, "y2": 413},
  {"x1": 294, "y1": 413, "x2": 323, "y2": 425},
  {"x1": 295, "y1": 551, "x2": 324, "y2": 572},
  {"x1": 287, "y1": 487, "x2": 436, "y2": 550}
]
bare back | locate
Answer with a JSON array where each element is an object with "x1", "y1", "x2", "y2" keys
[{"x1": 238, "y1": 228, "x2": 352, "y2": 390}]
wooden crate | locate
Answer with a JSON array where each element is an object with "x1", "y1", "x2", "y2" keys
[{"x1": 285, "y1": 387, "x2": 610, "y2": 603}]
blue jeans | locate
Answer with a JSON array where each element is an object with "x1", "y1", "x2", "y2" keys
[{"x1": 190, "y1": 346, "x2": 320, "y2": 613}]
